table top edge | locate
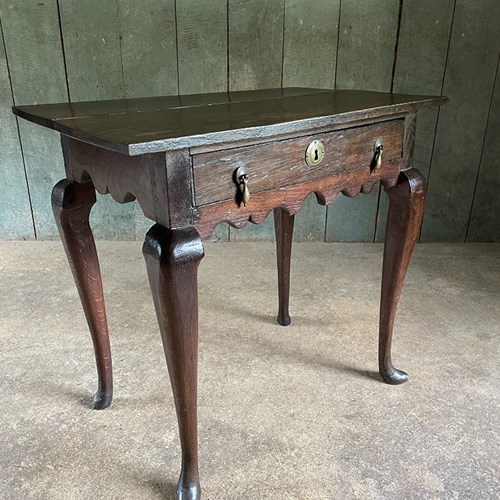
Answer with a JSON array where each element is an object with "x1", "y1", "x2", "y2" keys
[{"x1": 12, "y1": 90, "x2": 448, "y2": 156}]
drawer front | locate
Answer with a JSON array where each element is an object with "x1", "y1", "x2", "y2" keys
[{"x1": 192, "y1": 119, "x2": 404, "y2": 207}]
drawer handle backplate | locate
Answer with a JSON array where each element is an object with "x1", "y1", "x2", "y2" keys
[
  {"x1": 234, "y1": 166, "x2": 250, "y2": 206},
  {"x1": 373, "y1": 139, "x2": 384, "y2": 170}
]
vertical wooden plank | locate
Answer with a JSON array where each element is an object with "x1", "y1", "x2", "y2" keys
[
  {"x1": 1, "y1": 0, "x2": 68, "y2": 239},
  {"x1": 229, "y1": 0, "x2": 284, "y2": 91},
  {"x1": 375, "y1": 0, "x2": 455, "y2": 242},
  {"x1": 326, "y1": 0, "x2": 400, "y2": 242},
  {"x1": 117, "y1": 0, "x2": 177, "y2": 99},
  {"x1": 58, "y1": 0, "x2": 135, "y2": 239},
  {"x1": 0, "y1": 18, "x2": 34, "y2": 239},
  {"x1": 282, "y1": 0, "x2": 340, "y2": 241},
  {"x1": 421, "y1": 0, "x2": 500, "y2": 241},
  {"x1": 58, "y1": 1, "x2": 124, "y2": 101},
  {"x1": 229, "y1": 0, "x2": 284, "y2": 240},
  {"x1": 177, "y1": 0, "x2": 227, "y2": 95},
  {"x1": 467, "y1": 56, "x2": 500, "y2": 242},
  {"x1": 282, "y1": 0, "x2": 339, "y2": 89},
  {"x1": 177, "y1": 0, "x2": 229, "y2": 241},
  {"x1": 115, "y1": 0, "x2": 179, "y2": 238}
]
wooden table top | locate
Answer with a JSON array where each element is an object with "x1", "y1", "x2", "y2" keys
[{"x1": 13, "y1": 88, "x2": 446, "y2": 155}]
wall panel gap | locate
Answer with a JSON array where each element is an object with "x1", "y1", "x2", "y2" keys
[
  {"x1": 56, "y1": 0, "x2": 72, "y2": 102},
  {"x1": 0, "y1": 17, "x2": 36, "y2": 238},
  {"x1": 173, "y1": 0, "x2": 180, "y2": 95},
  {"x1": 333, "y1": 0, "x2": 342, "y2": 89},
  {"x1": 226, "y1": 0, "x2": 230, "y2": 96},
  {"x1": 280, "y1": 0, "x2": 286, "y2": 88},
  {"x1": 114, "y1": 0, "x2": 126, "y2": 99},
  {"x1": 464, "y1": 51, "x2": 499, "y2": 241},
  {"x1": 419, "y1": 0, "x2": 457, "y2": 241},
  {"x1": 373, "y1": 186, "x2": 383, "y2": 243},
  {"x1": 390, "y1": 0, "x2": 404, "y2": 93}
]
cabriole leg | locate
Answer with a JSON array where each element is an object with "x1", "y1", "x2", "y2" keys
[
  {"x1": 143, "y1": 224, "x2": 204, "y2": 500},
  {"x1": 52, "y1": 179, "x2": 112, "y2": 409},
  {"x1": 379, "y1": 168, "x2": 426, "y2": 384},
  {"x1": 274, "y1": 208, "x2": 295, "y2": 326}
]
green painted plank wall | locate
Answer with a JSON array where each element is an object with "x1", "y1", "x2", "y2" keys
[
  {"x1": 467, "y1": 55, "x2": 500, "y2": 242},
  {"x1": 1, "y1": 0, "x2": 68, "y2": 239},
  {"x1": 375, "y1": 0, "x2": 455, "y2": 243},
  {"x1": 421, "y1": 0, "x2": 500, "y2": 242},
  {"x1": 0, "y1": 0, "x2": 499, "y2": 242},
  {"x1": 0, "y1": 18, "x2": 34, "y2": 239}
]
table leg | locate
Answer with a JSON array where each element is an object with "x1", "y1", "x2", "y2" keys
[
  {"x1": 379, "y1": 168, "x2": 426, "y2": 384},
  {"x1": 51, "y1": 179, "x2": 112, "y2": 409},
  {"x1": 274, "y1": 208, "x2": 295, "y2": 326},
  {"x1": 143, "y1": 224, "x2": 204, "y2": 500}
]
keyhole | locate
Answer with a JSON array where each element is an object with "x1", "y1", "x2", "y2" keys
[{"x1": 305, "y1": 140, "x2": 324, "y2": 167}]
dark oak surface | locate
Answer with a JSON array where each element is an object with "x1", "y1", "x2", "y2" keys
[
  {"x1": 13, "y1": 88, "x2": 446, "y2": 154},
  {"x1": 193, "y1": 119, "x2": 404, "y2": 206},
  {"x1": 379, "y1": 168, "x2": 426, "y2": 384},
  {"x1": 51, "y1": 180, "x2": 112, "y2": 409},
  {"x1": 143, "y1": 225, "x2": 204, "y2": 499},
  {"x1": 194, "y1": 159, "x2": 402, "y2": 240}
]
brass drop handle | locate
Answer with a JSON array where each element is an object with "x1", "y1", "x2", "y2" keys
[
  {"x1": 373, "y1": 139, "x2": 384, "y2": 170},
  {"x1": 235, "y1": 166, "x2": 250, "y2": 206}
]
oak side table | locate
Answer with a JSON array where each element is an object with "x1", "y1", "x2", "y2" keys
[{"x1": 14, "y1": 88, "x2": 446, "y2": 499}]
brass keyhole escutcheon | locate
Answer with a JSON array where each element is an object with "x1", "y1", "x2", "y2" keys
[{"x1": 305, "y1": 140, "x2": 325, "y2": 167}]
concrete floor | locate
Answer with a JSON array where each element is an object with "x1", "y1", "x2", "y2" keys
[{"x1": 0, "y1": 241, "x2": 499, "y2": 500}]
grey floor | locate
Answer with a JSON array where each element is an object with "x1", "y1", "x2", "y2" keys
[{"x1": 0, "y1": 241, "x2": 499, "y2": 500}]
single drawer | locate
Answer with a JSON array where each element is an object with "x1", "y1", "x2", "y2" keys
[{"x1": 192, "y1": 119, "x2": 404, "y2": 207}]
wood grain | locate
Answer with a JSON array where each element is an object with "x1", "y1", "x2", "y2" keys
[
  {"x1": 379, "y1": 168, "x2": 426, "y2": 384},
  {"x1": 194, "y1": 159, "x2": 402, "y2": 240},
  {"x1": 375, "y1": 0, "x2": 455, "y2": 242},
  {"x1": 62, "y1": 137, "x2": 169, "y2": 227},
  {"x1": 193, "y1": 120, "x2": 404, "y2": 205},
  {"x1": 421, "y1": 0, "x2": 500, "y2": 241},
  {"x1": 62, "y1": 137, "x2": 197, "y2": 232},
  {"x1": 52, "y1": 179, "x2": 113, "y2": 409},
  {"x1": 467, "y1": 56, "x2": 500, "y2": 242},
  {"x1": 274, "y1": 208, "x2": 294, "y2": 326},
  {"x1": 0, "y1": 19, "x2": 34, "y2": 239},
  {"x1": 14, "y1": 90, "x2": 445, "y2": 154},
  {"x1": 1, "y1": 0, "x2": 68, "y2": 238},
  {"x1": 327, "y1": 0, "x2": 400, "y2": 242},
  {"x1": 143, "y1": 225, "x2": 204, "y2": 500}
]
